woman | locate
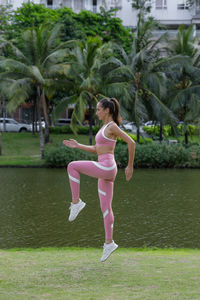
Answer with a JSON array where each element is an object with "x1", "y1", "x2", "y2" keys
[{"x1": 63, "y1": 98, "x2": 135, "y2": 262}]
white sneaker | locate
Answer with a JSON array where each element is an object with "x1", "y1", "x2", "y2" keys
[
  {"x1": 68, "y1": 199, "x2": 86, "y2": 222},
  {"x1": 101, "y1": 241, "x2": 118, "y2": 262}
]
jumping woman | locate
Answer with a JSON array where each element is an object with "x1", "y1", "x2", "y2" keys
[{"x1": 63, "y1": 98, "x2": 135, "y2": 262}]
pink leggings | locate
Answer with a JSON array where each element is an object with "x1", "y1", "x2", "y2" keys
[{"x1": 67, "y1": 154, "x2": 117, "y2": 240}]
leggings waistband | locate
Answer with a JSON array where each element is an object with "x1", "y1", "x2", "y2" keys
[{"x1": 98, "y1": 153, "x2": 115, "y2": 162}]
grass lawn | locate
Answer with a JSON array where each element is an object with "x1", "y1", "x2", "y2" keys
[
  {"x1": 0, "y1": 132, "x2": 94, "y2": 166},
  {"x1": 168, "y1": 135, "x2": 200, "y2": 144},
  {"x1": 0, "y1": 247, "x2": 200, "y2": 300},
  {"x1": 0, "y1": 132, "x2": 199, "y2": 166}
]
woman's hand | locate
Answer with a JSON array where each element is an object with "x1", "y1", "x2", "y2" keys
[
  {"x1": 63, "y1": 139, "x2": 79, "y2": 149},
  {"x1": 125, "y1": 166, "x2": 133, "y2": 181}
]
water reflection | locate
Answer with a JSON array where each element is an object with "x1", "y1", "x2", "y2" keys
[{"x1": 0, "y1": 168, "x2": 200, "y2": 249}]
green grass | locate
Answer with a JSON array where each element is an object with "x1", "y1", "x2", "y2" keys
[
  {"x1": 168, "y1": 135, "x2": 200, "y2": 144},
  {"x1": 0, "y1": 247, "x2": 200, "y2": 299},
  {"x1": 0, "y1": 132, "x2": 199, "y2": 166},
  {"x1": 0, "y1": 132, "x2": 94, "y2": 166}
]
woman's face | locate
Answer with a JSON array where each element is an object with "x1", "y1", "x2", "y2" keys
[{"x1": 96, "y1": 102, "x2": 108, "y2": 120}]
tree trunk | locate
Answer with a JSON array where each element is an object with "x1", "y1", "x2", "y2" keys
[
  {"x1": 159, "y1": 123, "x2": 163, "y2": 142},
  {"x1": 88, "y1": 102, "x2": 93, "y2": 145},
  {"x1": 41, "y1": 89, "x2": 50, "y2": 144},
  {"x1": 2, "y1": 97, "x2": 6, "y2": 132},
  {"x1": 0, "y1": 98, "x2": 2, "y2": 156},
  {"x1": 37, "y1": 86, "x2": 44, "y2": 159},
  {"x1": 32, "y1": 100, "x2": 36, "y2": 135},
  {"x1": 137, "y1": 127, "x2": 140, "y2": 143}
]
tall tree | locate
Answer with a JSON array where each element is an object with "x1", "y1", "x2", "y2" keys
[
  {"x1": 0, "y1": 24, "x2": 74, "y2": 158},
  {"x1": 53, "y1": 36, "x2": 129, "y2": 144},
  {"x1": 110, "y1": 3, "x2": 178, "y2": 142},
  {"x1": 0, "y1": 96, "x2": 2, "y2": 155},
  {"x1": 168, "y1": 25, "x2": 200, "y2": 144},
  {"x1": 0, "y1": 4, "x2": 12, "y2": 36}
]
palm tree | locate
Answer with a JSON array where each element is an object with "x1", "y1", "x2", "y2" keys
[
  {"x1": 111, "y1": 26, "x2": 178, "y2": 142},
  {"x1": 0, "y1": 24, "x2": 74, "y2": 158},
  {"x1": 0, "y1": 96, "x2": 2, "y2": 155},
  {"x1": 53, "y1": 36, "x2": 129, "y2": 145},
  {"x1": 168, "y1": 25, "x2": 200, "y2": 144}
]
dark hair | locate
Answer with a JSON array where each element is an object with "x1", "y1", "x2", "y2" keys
[{"x1": 99, "y1": 97, "x2": 122, "y2": 126}]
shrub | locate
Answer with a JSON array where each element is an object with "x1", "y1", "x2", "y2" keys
[
  {"x1": 143, "y1": 125, "x2": 172, "y2": 138},
  {"x1": 133, "y1": 143, "x2": 200, "y2": 168},
  {"x1": 44, "y1": 145, "x2": 96, "y2": 167},
  {"x1": 117, "y1": 132, "x2": 152, "y2": 144},
  {"x1": 114, "y1": 143, "x2": 128, "y2": 167},
  {"x1": 177, "y1": 124, "x2": 199, "y2": 136},
  {"x1": 44, "y1": 142, "x2": 200, "y2": 168}
]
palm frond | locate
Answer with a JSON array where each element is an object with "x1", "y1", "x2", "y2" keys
[
  {"x1": 147, "y1": 89, "x2": 177, "y2": 124},
  {"x1": 2, "y1": 78, "x2": 32, "y2": 112},
  {"x1": 29, "y1": 66, "x2": 45, "y2": 84},
  {"x1": 52, "y1": 95, "x2": 76, "y2": 121},
  {"x1": 42, "y1": 49, "x2": 70, "y2": 67}
]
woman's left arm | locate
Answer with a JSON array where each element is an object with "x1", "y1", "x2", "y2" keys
[{"x1": 110, "y1": 123, "x2": 136, "y2": 181}]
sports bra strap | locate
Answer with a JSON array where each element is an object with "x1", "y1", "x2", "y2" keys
[{"x1": 104, "y1": 121, "x2": 114, "y2": 128}]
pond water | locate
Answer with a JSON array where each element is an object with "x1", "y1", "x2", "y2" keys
[{"x1": 0, "y1": 168, "x2": 200, "y2": 249}]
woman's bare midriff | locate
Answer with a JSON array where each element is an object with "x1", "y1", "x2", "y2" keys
[{"x1": 96, "y1": 145, "x2": 114, "y2": 156}]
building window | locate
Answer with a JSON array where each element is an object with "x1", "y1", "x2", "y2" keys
[
  {"x1": 156, "y1": 0, "x2": 167, "y2": 9},
  {"x1": 47, "y1": 0, "x2": 53, "y2": 5},
  {"x1": 177, "y1": 0, "x2": 189, "y2": 9},
  {"x1": 93, "y1": 0, "x2": 97, "y2": 13}
]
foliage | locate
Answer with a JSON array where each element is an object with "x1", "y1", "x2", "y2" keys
[
  {"x1": 134, "y1": 143, "x2": 200, "y2": 168},
  {"x1": 117, "y1": 132, "x2": 152, "y2": 144},
  {"x1": 143, "y1": 124, "x2": 200, "y2": 139},
  {"x1": 143, "y1": 125, "x2": 172, "y2": 138},
  {"x1": 177, "y1": 124, "x2": 197, "y2": 136},
  {"x1": 0, "y1": 24, "x2": 75, "y2": 157},
  {"x1": 0, "y1": 4, "x2": 13, "y2": 36},
  {"x1": 52, "y1": 36, "x2": 130, "y2": 144},
  {"x1": 8, "y1": 3, "x2": 133, "y2": 51},
  {"x1": 168, "y1": 25, "x2": 200, "y2": 143},
  {"x1": 109, "y1": 1, "x2": 178, "y2": 143},
  {"x1": 44, "y1": 141, "x2": 200, "y2": 168},
  {"x1": 44, "y1": 145, "x2": 95, "y2": 167}
]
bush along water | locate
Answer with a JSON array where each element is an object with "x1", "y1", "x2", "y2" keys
[
  {"x1": 44, "y1": 142, "x2": 200, "y2": 168},
  {"x1": 143, "y1": 124, "x2": 200, "y2": 139}
]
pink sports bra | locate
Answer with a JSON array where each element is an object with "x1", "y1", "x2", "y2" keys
[{"x1": 95, "y1": 121, "x2": 116, "y2": 149}]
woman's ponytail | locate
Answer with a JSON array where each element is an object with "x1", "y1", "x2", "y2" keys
[{"x1": 110, "y1": 98, "x2": 122, "y2": 126}]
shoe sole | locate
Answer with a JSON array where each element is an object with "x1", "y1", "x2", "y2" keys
[
  {"x1": 69, "y1": 202, "x2": 86, "y2": 222},
  {"x1": 101, "y1": 244, "x2": 118, "y2": 262}
]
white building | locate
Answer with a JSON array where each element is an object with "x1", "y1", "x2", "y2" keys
[{"x1": 1, "y1": 0, "x2": 200, "y2": 28}]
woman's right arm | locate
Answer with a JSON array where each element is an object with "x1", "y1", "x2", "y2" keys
[{"x1": 63, "y1": 139, "x2": 97, "y2": 154}]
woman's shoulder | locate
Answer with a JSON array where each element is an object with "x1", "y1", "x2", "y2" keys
[
  {"x1": 107, "y1": 121, "x2": 120, "y2": 134},
  {"x1": 110, "y1": 121, "x2": 119, "y2": 128}
]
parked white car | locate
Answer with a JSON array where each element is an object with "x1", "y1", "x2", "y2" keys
[
  {"x1": 0, "y1": 118, "x2": 32, "y2": 132},
  {"x1": 144, "y1": 120, "x2": 160, "y2": 127},
  {"x1": 120, "y1": 120, "x2": 145, "y2": 134}
]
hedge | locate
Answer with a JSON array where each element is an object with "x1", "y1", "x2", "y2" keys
[
  {"x1": 117, "y1": 132, "x2": 152, "y2": 144},
  {"x1": 44, "y1": 142, "x2": 200, "y2": 168},
  {"x1": 143, "y1": 125, "x2": 200, "y2": 138}
]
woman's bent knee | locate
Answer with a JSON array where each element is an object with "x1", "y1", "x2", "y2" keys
[{"x1": 67, "y1": 161, "x2": 74, "y2": 172}]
